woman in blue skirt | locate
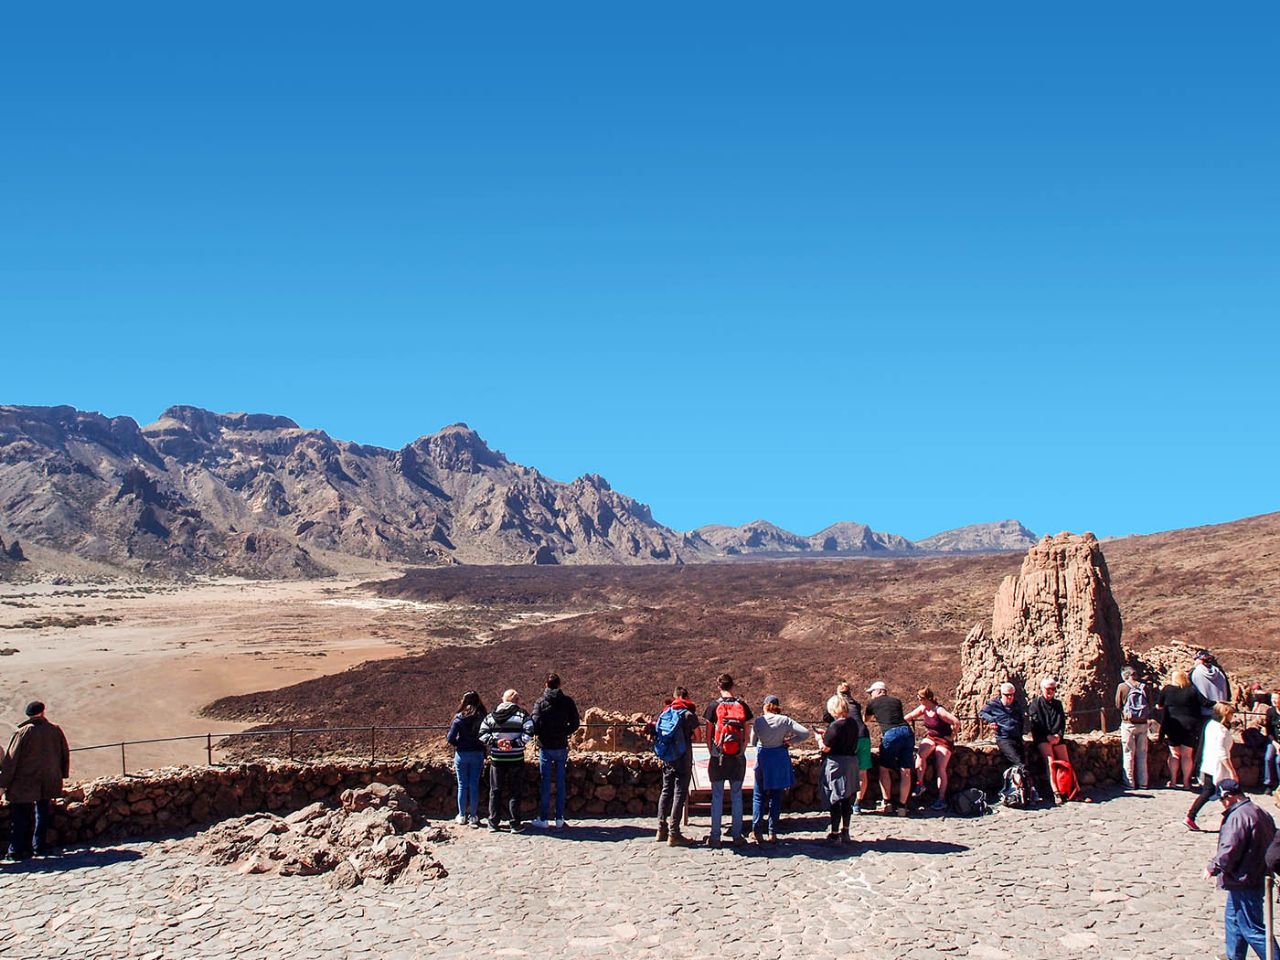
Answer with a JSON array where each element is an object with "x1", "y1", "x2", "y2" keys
[{"x1": 749, "y1": 695, "x2": 812, "y2": 842}]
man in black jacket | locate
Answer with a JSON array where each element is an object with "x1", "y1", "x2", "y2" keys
[
  {"x1": 1207, "y1": 779, "x2": 1277, "y2": 960},
  {"x1": 531, "y1": 673, "x2": 580, "y2": 829}
]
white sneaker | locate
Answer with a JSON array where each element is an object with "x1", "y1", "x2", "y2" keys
[
  {"x1": 454, "y1": 814, "x2": 466, "y2": 825},
  {"x1": 555, "y1": 819, "x2": 566, "y2": 829},
  {"x1": 530, "y1": 819, "x2": 549, "y2": 829}
]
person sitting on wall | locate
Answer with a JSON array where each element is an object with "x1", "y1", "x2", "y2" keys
[
  {"x1": 1029, "y1": 678, "x2": 1069, "y2": 803},
  {"x1": 904, "y1": 687, "x2": 959, "y2": 812},
  {"x1": 980, "y1": 682, "x2": 1027, "y2": 773}
]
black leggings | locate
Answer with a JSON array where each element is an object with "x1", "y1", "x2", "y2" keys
[
  {"x1": 1187, "y1": 774, "x2": 1217, "y2": 823},
  {"x1": 829, "y1": 799, "x2": 852, "y2": 832}
]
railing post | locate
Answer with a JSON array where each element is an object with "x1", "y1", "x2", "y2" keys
[
  {"x1": 370, "y1": 726, "x2": 377, "y2": 762},
  {"x1": 120, "y1": 742, "x2": 127, "y2": 777},
  {"x1": 288, "y1": 728, "x2": 295, "y2": 760},
  {"x1": 206, "y1": 732, "x2": 213, "y2": 767}
]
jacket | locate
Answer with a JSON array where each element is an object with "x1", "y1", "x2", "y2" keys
[
  {"x1": 0, "y1": 717, "x2": 71, "y2": 803},
  {"x1": 531, "y1": 688, "x2": 581, "y2": 751},
  {"x1": 447, "y1": 711, "x2": 485, "y2": 753},
  {"x1": 979, "y1": 698, "x2": 1025, "y2": 741},
  {"x1": 1192, "y1": 664, "x2": 1231, "y2": 715},
  {"x1": 1210, "y1": 798, "x2": 1276, "y2": 890},
  {"x1": 1028, "y1": 696, "x2": 1066, "y2": 743},
  {"x1": 751, "y1": 713, "x2": 812, "y2": 749},
  {"x1": 479, "y1": 702, "x2": 535, "y2": 763},
  {"x1": 655, "y1": 697, "x2": 700, "y2": 761}
]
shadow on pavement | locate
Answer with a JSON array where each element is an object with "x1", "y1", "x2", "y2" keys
[{"x1": 2, "y1": 848, "x2": 143, "y2": 873}]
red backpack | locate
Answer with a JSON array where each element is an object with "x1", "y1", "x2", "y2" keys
[
  {"x1": 713, "y1": 699, "x2": 748, "y2": 756},
  {"x1": 1049, "y1": 758, "x2": 1081, "y2": 801}
]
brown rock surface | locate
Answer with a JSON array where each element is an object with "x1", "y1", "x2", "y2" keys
[{"x1": 955, "y1": 533, "x2": 1125, "y2": 733}]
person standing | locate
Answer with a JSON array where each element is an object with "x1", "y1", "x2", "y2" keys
[
  {"x1": 749, "y1": 695, "x2": 811, "y2": 842},
  {"x1": 0, "y1": 701, "x2": 70, "y2": 860},
  {"x1": 1187, "y1": 702, "x2": 1238, "y2": 831},
  {"x1": 1204, "y1": 778, "x2": 1277, "y2": 960},
  {"x1": 653, "y1": 687, "x2": 700, "y2": 846},
  {"x1": 531, "y1": 673, "x2": 581, "y2": 830},
  {"x1": 703, "y1": 673, "x2": 753, "y2": 848},
  {"x1": 446, "y1": 691, "x2": 487, "y2": 827},
  {"x1": 1029, "y1": 678, "x2": 1069, "y2": 803},
  {"x1": 823, "y1": 681, "x2": 872, "y2": 814},
  {"x1": 1192, "y1": 650, "x2": 1232, "y2": 778},
  {"x1": 1262, "y1": 690, "x2": 1280, "y2": 795},
  {"x1": 479, "y1": 689, "x2": 535, "y2": 833},
  {"x1": 1115, "y1": 666, "x2": 1154, "y2": 790},
  {"x1": 1158, "y1": 669, "x2": 1206, "y2": 790},
  {"x1": 820, "y1": 695, "x2": 860, "y2": 843},
  {"x1": 980, "y1": 682, "x2": 1028, "y2": 774},
  {"x1": 863, "y1": 681, "x2": 914, "y2": 816}
]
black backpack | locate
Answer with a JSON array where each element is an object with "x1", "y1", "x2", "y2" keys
[{"x1": 950, "y1": 788, "x2": 989, "y2": 817}]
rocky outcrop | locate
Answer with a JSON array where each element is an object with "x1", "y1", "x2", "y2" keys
[
  {"x1": 916, "y1": 520, "x2": 1038, "y2": 554},
  {"x1": 571, "y1": 708, "x2": 652, "y2": 753},
  {"x1": 954, "y1": 533, "x2": 1125, "y2": 734},
  {"x1": 183, "y1": 782, "x2": 447, "y2": 888},
  {"x1": 695, "y1": 519, "x2": 916, "y2": 557},
  {"x1": 0, "y1": 534, "x2": 24, "y2": 562}
]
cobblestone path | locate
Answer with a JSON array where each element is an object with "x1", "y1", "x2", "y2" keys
[{"x1": 0, "y1": 786, "x2": 1254, "y2": 959}]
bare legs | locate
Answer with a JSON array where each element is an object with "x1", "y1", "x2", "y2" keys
[{"x1": 1168, "y1": 744, "x2": 1193, "y2": 789}]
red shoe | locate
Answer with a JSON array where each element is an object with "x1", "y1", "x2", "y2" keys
[{"x1": 1185, "y1": 817, "x2": 1200, "y2": 831}]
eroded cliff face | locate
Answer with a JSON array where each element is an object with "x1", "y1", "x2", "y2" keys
[{"x1": 954, "y1": 533, "x2": 1125, "y2": 733}]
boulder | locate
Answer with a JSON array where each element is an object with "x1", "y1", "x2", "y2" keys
[{"x1": 954, "y1": 533, "x2": 1125, "y2": 734}]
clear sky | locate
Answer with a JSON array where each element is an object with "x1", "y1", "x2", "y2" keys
[{"x1": 4, "y1": 3, "x2": 1277, "y2": 540}]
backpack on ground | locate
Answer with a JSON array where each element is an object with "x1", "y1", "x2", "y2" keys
[
  {"x1": 950, "y1": 787, "x2": 989, "y2": 817},
  {"x1": 1123, "y1": 682, "x2": 1152, "y2": 723},
  {"x1": 713, "y1": 699, "x2": 748, "y2": 757},
  {"x1": 653, "y1": 707, "x2": 687, "y2": 763},
  {"x1": 1050, "y1": 758, "x2": 1082, "y2": 801},
  {"x1": 1000, "y1": 765, "x2": 1029, "y2": 809}
]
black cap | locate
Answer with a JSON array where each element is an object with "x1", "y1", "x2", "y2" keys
[
  {"x1": 1217, "y1": 778, "x2": 1243, "y2": 796},
  {"x1": 1196, "y1": 650, "x2": 1212, "y2": 660},
  {"x1": 24, "y1": 701, "x2": 44, "y2": 717}
]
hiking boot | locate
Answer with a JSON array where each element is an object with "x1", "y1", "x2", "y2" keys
[
  {"x1": 839, "y1": 830, "x2": 851, "y2": 844},
  {"x1": 668, "y1": 830, "x2": 695, "y2": 847},
  {"x1": 655, "y1": 822, "x2": 669, "y2": 843}
]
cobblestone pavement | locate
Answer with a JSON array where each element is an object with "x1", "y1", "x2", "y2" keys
[{"x1": 0, "y1": 786, "x2": 1260, "y2": 959}]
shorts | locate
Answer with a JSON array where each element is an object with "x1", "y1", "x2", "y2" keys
[
  {"x1": 857, "y1": 737, "x2": 872, "y2": 771},
  {"x1": 879, "y1": 726, "x2": 915, "y2": 770}
]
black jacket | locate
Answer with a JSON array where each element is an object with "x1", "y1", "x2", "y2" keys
[
  {"x1": 532, "y1": 688, "x2": 581, "y2": 750},
  {"x1": 1028, "y1": 696, "x2": 1066, "y2": 744}
]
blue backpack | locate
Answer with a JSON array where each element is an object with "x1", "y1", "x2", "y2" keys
[{"x1": 654, "y1": 707, "x2": 688, "y2": 762}]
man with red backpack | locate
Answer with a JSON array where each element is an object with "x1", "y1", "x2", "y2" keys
[
  {"x1": 703, "y1": 674, "x2": 753, "y2": 848},
  {"x1": 653, "y1": 687, "x2": 700, "y2": 847}
]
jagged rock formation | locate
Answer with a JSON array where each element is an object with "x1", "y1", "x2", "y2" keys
[
  {"x1": 182, "y1": 782, "x2": 447, "y2": 889},
  {"x1": 0, "y1": 533, "x2": 24, "y2": 562},
  {"x1": 954, "y1": 533, "x2": 1125, "y2": 734},
  {"x1": 916, "y1": 520, "x2": 1038, "y2": 554},
  {"x1": 0, "y1": 404, "x2": 699, "y2": 576},
  {"x1": 695, "y1": 519, "x2": 915, "y2": 557}
]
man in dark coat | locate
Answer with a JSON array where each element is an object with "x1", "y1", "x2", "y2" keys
[
  {"x1": 0, "y1": 701, "x2": 71, "y2": 859},
  {"x1": 530, "y1": 673, "x2": 580, "y2": 829},
  {"x1": 1206, "y1": 779, "x2": 1277, "y2": 960}
]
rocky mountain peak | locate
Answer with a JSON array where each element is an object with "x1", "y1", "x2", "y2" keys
[
  {"x1": 155, "y1": 406, "x2": 301, "y2": 436},
  {"x1": 409, "y1": 423, "x2": 506, "y2": 474}
]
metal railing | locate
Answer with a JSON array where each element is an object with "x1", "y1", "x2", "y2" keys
[{"x1": 67, "y1": 707, "x2": 1118, "y2": 778}]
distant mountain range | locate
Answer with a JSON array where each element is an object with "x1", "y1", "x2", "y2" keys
[{"x1": 0, "y1": 404, "x2": 1038, "y2": 577}]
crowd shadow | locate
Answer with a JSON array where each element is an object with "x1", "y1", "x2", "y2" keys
[{"x1": 1, "y1": 848, "x2": 143, "y2": 874}]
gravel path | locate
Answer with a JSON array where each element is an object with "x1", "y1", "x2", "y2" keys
[{"x1": 0, "y1": 786, "x2": 1253, "y2": 959}]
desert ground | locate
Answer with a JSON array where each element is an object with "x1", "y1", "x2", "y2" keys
[{"x1": 4, "y1": 512, "x2": 1279, "y2": 778}]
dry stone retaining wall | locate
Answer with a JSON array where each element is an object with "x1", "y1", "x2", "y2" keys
[{"x1": 10, "y1": 735, "x2": 1264, "y2": 848}]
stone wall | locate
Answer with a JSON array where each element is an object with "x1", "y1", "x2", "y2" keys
[{"x1": 8, "y1": 734, "x2": 1265, "y2": 848}]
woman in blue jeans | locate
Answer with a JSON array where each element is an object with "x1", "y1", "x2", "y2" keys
[
  {"x1": 749, "y1": 695, "x2": 811, "y2": 842},
  {"x1": 447, "y1": 691, "x2": 487, "y2": 828}
]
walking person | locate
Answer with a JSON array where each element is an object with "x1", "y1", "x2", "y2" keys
[
  {"x1": 479, "y1": 689, "x2": 535, "y2": 832},
  {"x1": 1192, "y1": 649, "x2": 1231, "y2": 778},
  {"x1": 749, "y1": 695, "x2": 811, "y2": 842},
  {"x1": 823, "y1": 681, "x2": 872, "y2": 814},
  {"x1": 531, "y1": 673, "x2": 581, "y2": 829},
  {"x1": 0, "y1": 701, "x2": 70, "y2": 860},
  {"x1": 1158, "y1": 669, "x2": 1206, "y2": 789},
  {"x1": 864, "y1": 681, "x2": 915, "y2": 816},
  {"x1": 1262, "y1": 690, "x2": 1280, "y2": 795},
  {"x1": 703, "y1": 674, "x2": 753, "y2": 848},
  {"x1": 446, "y1": 691, "x2": 487, "y2": 827},
  {"x1": 904, "y1": 688, "x2": 958, "y2": 811},
  {"x1": 653, "y1": 686, "x2": 699, "y2": 847},
  {"x1": 1204, "y1": 778, "x2": 1278, "y2": 960},
  {"x1": 820, "y1": 695, "x2": 860, "y2": 844},
  {"x1": 1029, "y1": 678, "x2": 1069, "y2": 803},
  {"x1": 1187, "y1": 702, "x2": 1238, "y2": 831},
  {"x1": 980, "y1": 682, "x2": 1028, "y2": 773},
  {"x1": 1115, "y1": 666, "x2": 1154, "y2": 790}
]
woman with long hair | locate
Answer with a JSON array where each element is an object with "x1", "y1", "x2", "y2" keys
[
  {"x1": 1157, "y1": 669, "x2": 1204, "y2": 790},
  {"x1": 447, "y1": 691, "x2": 487, "y2": 827},
  {"x1": 904, "y1": 687, "x2": 959, "y2": 811},
  {"x1": 1185, "y1": 701, "x2": 1237, "y2": 831}
]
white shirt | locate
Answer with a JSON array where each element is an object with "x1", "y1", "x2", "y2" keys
[{"x1": 1200, "y1": 719, "x2": 1234, "y2": 780}]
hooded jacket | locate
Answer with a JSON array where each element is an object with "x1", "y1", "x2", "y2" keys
[
  {"x1": 0, "y1": 716, "x2": 71, "y2": 803},
  {"x1": 531, "y1": 688, "x2": 581, "y2": 751},
  {"x1": 479, "y1": 702, "x2": 535, "y2": 763}
]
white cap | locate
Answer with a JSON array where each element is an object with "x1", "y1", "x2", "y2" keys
[{"x1": 867, "y1": 681, "x2": 887, "y2": 694}]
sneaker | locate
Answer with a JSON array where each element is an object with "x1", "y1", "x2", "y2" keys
[
  {"x1": 1185, "y1": 817, "x2": 1201, "y2": 831},
  {"x1": 839, "y1": 830, "x2": 851, "y2": 844},
  {"x1": 703, "y1": 837, "x2": 722, "y2": 849},
  {"x1": 911, "y1": 785, "x2": 925, "y2": 798},
  {"x1": 468, "y1": 818, "x2": 481, "y2": 829},
  {"x1": 896, "y1": 806, "x2": 909, "y2": 818},
  {"x1": 655, "y1": 823, "x2": 669, "y2": 843},
  {"x1": 530, "y1": 819, "x2": 549, "y2": 829},
  {"x1": 454, "y1": 814, "x2": 467, "y2": 825},
  {"x1": 930, "y1": 799, "x2": 947, "y2": 812},
  {"x1": 488, "y1": 822, "x2": 502, "y2": 833},
  {"x1": 555, "y1": 819, "x2": 566, "y2": 829},
  {"x1": 852, "y1": 803, "x2": 863, "y2": 815},
  {"x1": 825, "y1": 830, "x2": 840, "y2": 843},
  {"x1": 668, "y1": 831, "x2": 695, "y2": 847},
  {"x1": 510, "y1": 822, "x2": 525, "y2": 833}
]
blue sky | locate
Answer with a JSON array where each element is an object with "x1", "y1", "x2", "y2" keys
[{"x1": 4, "y1": 3, "x2": 1277, "y2": 540}]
